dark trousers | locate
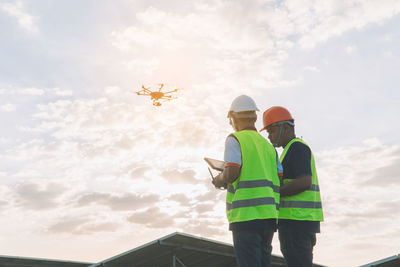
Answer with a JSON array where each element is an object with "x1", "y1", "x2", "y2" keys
[
  {"x1": 278, "y1": 224, "x2": 317, "y2": 267},
  {"x1": 232, "y1": 228, "x2": 275, "y2": 267}
]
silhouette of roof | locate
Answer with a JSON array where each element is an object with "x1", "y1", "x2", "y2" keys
[
  {"x1": 0, "y1": 254, "x2": 92, "y2": 267},
  {"x1": 89, "y1": 232, "x2": 325, "y2": 267},
  {"x1": 360, "y1": 254, "x2": 400, "y2": 267},
  {"x1": 0, "y1": 232, "x2": 329, "y2": 267}
]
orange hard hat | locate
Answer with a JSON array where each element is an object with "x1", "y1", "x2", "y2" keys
[{"x1": 260, "y1": 106, "x2": 294, "y2": 131}]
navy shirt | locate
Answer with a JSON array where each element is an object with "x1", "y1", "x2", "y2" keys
[{"x1": 279, "y1": 140, "x2": 320, "y2": 233}]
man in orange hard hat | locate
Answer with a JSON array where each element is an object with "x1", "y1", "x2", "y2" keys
[{"x1": 260, "y1": 106, "x2": 324, "y2": 267}]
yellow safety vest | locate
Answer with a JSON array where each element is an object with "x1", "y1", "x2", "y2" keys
[
  {"x1": 226, "y1": 130, "x2": 280, "y2": 224},
  {"x1": 279, "y1": 138, "x2": 324, "y2": 221}
]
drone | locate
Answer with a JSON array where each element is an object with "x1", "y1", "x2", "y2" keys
[{"x1": 136, "y1": 84, "x2": 179, "y2": 106}]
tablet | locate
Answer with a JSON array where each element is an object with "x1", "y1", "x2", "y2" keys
[{"x1": 204, "y1": 157, "x2": 225, "y2": 171}]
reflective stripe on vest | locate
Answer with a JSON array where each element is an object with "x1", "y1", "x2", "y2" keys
[
  {"x1": 226, "y1": 130, "x2": 280, "y2": 224},
  {"x1": 279, "y1": 138, "x2": 324, "y2": 221},
  {"x1": 227, "y1": 197, "x2": 278, "y2": 210},
  {"x1": 227, "y1": 180, "x2": 280, "y2": 194},
  {"x1": 280, "y1": 200, "x2": 322, "y2": 209}
]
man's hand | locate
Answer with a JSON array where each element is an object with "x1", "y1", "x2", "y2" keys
[
  {"x1": 280, "y1": 175, "x2": 312, "y2": 197},
  {"x1": 211, "y1": 166, "x2": 240, "y2": 189},
  {"x1": 212, "y1": 173, "x2": 227, "y2": 189}
]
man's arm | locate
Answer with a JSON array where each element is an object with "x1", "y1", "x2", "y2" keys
[
  {"x1": 213, "y1": 166, "x2": 240, "y2": 188},
  {"x1": 280, "y1": 175, "x2": 312, "y2": 197},
  {"x1": 280, "y1": 142, "x2": 312, "y2": 197},
  {"x1": 212, "y1": 136, "x2": 242, "y2": 189}
]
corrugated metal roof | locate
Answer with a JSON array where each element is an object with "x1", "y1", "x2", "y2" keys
[
  {"x1": 89, "y1": 232, "x2": 238, "y2": 267},
  {"x1": 89, "y1": 232, "x2": 326, "y2": 267},
  {"x1": 0, "y1": 254, "x2": 92, "y2": 267},
  {"x1": 359, "y1": 254, "x2": 400, "y2": 267},
  {"x1": 0, "y1": 232, "x2": 328, "y2": 267}
]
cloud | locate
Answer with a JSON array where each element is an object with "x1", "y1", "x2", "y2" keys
[
  {"x1": 109, "y1": 3, "x2": 289, "y2": 93},
  {"x1": 345, "y1": 45, "x2": 357, "y2": 54},
  {"x1": 258, "y1": 0, "x2": 400, "y2": 50},
  {"x1": 313, "y1": 139, "x2": 400, "y2": 265},
  {"x1": 160, "y1": 169, "x2": 197, "y2": 184},
  {"x1": 0, "y1": 200, "x2": 8, "y2": 208},
  {"x1": 77, "y1": 222, "x2": 119, "y2": 234},
  {"x1": 176, "y1": 218, "x2": 227, "y2": 237},
  {"x1": 165, "y1": 191, "x2": 224, "y2": 217},
  {"x1": 127, "y1": 207, "x2": 175, "y2": 228},
  {"x1": 0, "y1": 85, "x2": 73, "y2": 100},
  {"x1": 383, "y1": 50, "x2": 393, "y2": 58},
  {"x1": 0, "y1": 183, "x2": 12, "y2": 202},
  {"x1": 14, "y1": 182, "x2": 67, "y2": 210},
  {"x1": 1, "y1": 103, "x2": 16, "y2": 112},
  {"x1": 27, "y1": 95, "x2": 224, "y2": 167},
  {"x1": 191, "y1": 202, "x2": 215, "y2": 215},
  {"x1": 130, "y1": 166, "x2": 152, "y2": 179},
  {"x1": 46, "y1": 216, "x2": 119, "y2": 235},
  {"x1": 166, "y1": 193, "x2": 192, "y2": 204},
  {"x1": 46, "y1": 217, "x2": 90, "y2": 234},
  {"x1": 20, "y1": 87, "x2": 73, "y2": 97},
  {"x1": 304, "y1": 66, "x2": 320, "y2": 72},
  {"x1": 52, "y1": 88, "x2": 73, "y2": 96},
  {"x1": 292, "y1": 0, "x2": 400, "y2": 48},
  {"x1": 0, "y1": 1, "x2": 38, "y2": 33},
  {"x1": 126, "y1": 190, "x2": 226, "y2": 231},
  {"x1": 104, "y1": 0, "x2": 400, "y2": 115},
  {"x1": 21, "y1": 87, "x2": 45, "y2": 95},
  {"x1": 363, "y1": 157, "x2": 400, "y2": 187},
  {"x1": 334, "y1": 199, "x2": 400, "y2": 227},
  {"x1": 76, "y1": 192, "x2": 160, "y2": 211}
]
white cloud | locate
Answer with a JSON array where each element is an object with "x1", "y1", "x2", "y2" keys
[
  {"x1": 16, "y1": 87, "x2": 74, "y2": 96},
  {"x1": 345, "y1": 45, "x2": 357, "y2": 54},
  {"x1": 13, "y1": 181, "x2": 67, "y2": 210},
  {"x1": 106, "y1": 0, "x2": 400, "y2": 104},
  {"x1": 130, "y1": 166, "x2": 151, "y2": 179},
  {"x1": 314, "y1": 139, "x2": 400, "y2": 266},
  {"x1": 76, "y1": 192, "x2": 160, "y2": 211},
  {"x1": 0, "y1": 1, "x2": 38, "y2": 33},
  {"x1": 380, "y1": 33, "x2": 393, "y2": 42},
  {"x1": 160, "y1": 169, "x2": 198, "y2": 184},
  {"x1": 46, "y1": 216, "x2": 119, "y2": 235},
  {"x1": 127, "y1": 207, "x2": 175, "y2": 228},
  {"x1": 1, "y1": 103, "x2": 16, "y2": 112},
  {"x1": 383, "y1": 50, "x2": 393, "y2": 58},
  {"x1": 276, "y1": 0, "x2": 400, "y2": 49},
  {"x1": 123, "y1": 59, "x2": 159, "y2": 76},
  {"x1": 21, "y1": 87, "x2": 45, "y2": 95},
  {"x1": 53, "y1": 88, "x2": 73, "y2": 96},
  {"x1": 108, "y1": 3, "x2": 288, "y2": 94},
  {"x1": 304, "y1": 66, "x2": 320, "y2": 72}
]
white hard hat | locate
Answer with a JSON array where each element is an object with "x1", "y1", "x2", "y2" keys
[{"x1": 227, "y1": 95, "x2": 259, "y2": 118}]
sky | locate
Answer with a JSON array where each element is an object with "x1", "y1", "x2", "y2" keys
[{"x1": 0, "y1": 0, "x2": 399, "y2": 266}]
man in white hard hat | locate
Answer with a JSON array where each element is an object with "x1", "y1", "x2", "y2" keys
[{"x1": 212, "y1": 95, "x2": 282, "y2": 267}]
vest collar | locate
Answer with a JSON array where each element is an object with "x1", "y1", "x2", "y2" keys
[{"x1": 239, "y1": 126, "x2": 257, "y2": 132}]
